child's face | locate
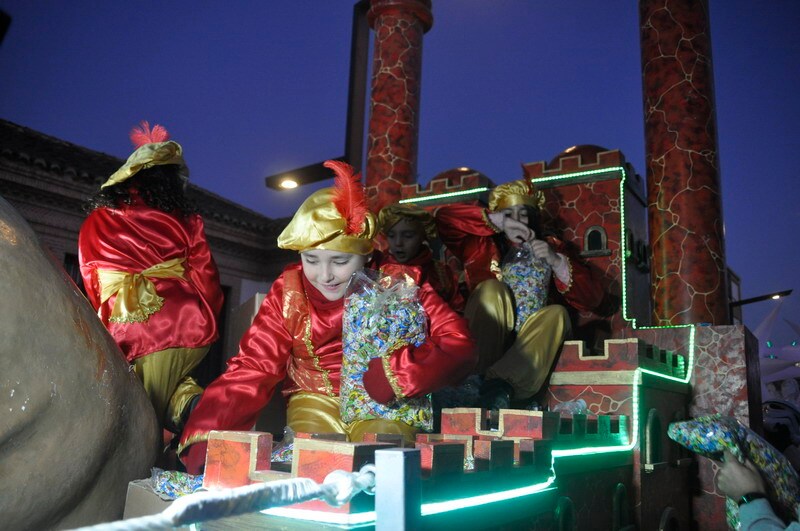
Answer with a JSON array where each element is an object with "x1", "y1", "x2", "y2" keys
[
  {"x1": 500, "y1": 204, "x2": 529, "y2": 227},
  {"x1": 385, "y1": 218, "x2": 425, "y2": 264},
  {"x1": 300, "y1": 249, "x2": 370, "y2": 301}
]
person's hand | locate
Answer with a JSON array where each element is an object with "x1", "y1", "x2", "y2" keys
[
  {"x1": 716, "y1": 449, "x2": 766, "y2": 499},
  {"x1": 530, "y1": 238, "x2": 561, "y2": 267},
  {"x1": 487, "y1": 211, "x2": 533, "y2": 244},
  {"x1": 499, "y1": 216, "x2": 534, "y2": 244},
  {"x1": 487, "y1": 211, "x2": 506, "y2": 231}
]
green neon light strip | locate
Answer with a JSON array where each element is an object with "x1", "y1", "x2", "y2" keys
[
  {"x1": 399, "y1": 187, "x2": 490, "y2": 204},
  {"x1": 262, "y1": 507, "x2": 376, "y2": 525},
  {"x1": 421, "y1": 481, "x2": 557, "y2": 516},
  {"x1": 531, "y1": 166, "x2": 623, "y2": 183},
  {"x1": 259, "y1": 165, "x2": 698, "y2": 526}
]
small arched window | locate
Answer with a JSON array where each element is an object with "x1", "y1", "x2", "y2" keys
[
  {"x1": 581, "y1": 225, "x2": 611, "y2": 257},
  {"x1": 644, "y1": 408, "x2": 663, "y2": 469}
]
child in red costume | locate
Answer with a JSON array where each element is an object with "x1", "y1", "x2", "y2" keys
[
  {"x1": 179, "y1": 161, "x2": 476, "y2": 474},
  {"x1": 377, "y1": 203, "x2": 465, "y2": 313},
  {"x1": 79, "y1": 121, "x2": 223, "y2": 433},
  {"x1": 435, "y1": 179, "x2": 603, "y2": 409}
]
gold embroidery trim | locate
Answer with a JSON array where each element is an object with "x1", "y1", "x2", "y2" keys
[
  {"x1": 482, "y1": 209, "x2": 503, "y2": 233},
  {"x1": 301, "y1": 289, "x2": 334, "y2": 397},
  {"x1": 490, "y1": 258, "x2": 502, "y2": 281},
  {"x1": 381, "y1": 340, "x2": 409, "y2": 400},
  {"x1": 176, "y1": 431, "x2": 210, "y2": 456}
]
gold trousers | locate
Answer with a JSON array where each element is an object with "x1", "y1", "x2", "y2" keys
[
  {"x1": 286, "y1": 392, "x2": 419, "y2": 443},
  {"x1": 464, "y1": 279, "x2": 570, "y2": 400},
  {"x1": 131, "y1": 345, "x2": 209, "y2": 432}
]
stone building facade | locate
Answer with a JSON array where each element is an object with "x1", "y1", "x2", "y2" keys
[{"x1": 0, "y1": 119, "x2": 294, "y2": 383}]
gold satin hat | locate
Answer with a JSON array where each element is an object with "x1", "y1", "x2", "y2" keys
[
  {"x1": 277, "y1": 160, "x2": 377, "y2": 255},
  {"x1": 378, "y1": 203, "x2": 437, "y2": 241},
  {"x1": 488, "y1": 178, "x2": 545, "y2": 211},
  {"x1": 101, "y1": 141, "x2": 187, "y2": 189},
  {"x1": 101, "y1": 121, "x2": 188, "y2": 189}
]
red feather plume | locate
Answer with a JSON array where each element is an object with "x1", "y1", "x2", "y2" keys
[
  {"x1": 326, "y1": 160, "x2": 367, "y2": 235},
  {"x1": 129, "y1": 120, "x2": 170, "y2": 148}
]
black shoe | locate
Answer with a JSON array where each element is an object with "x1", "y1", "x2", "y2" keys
[
  {"x1": 168, "y1": 394, "x2": 202, "y2": 434},
  {"x1": 181, "y1": 394, "x2": 202, "y2": 427},
  {"x1": 478, "y1": 379, "x2": 514, "y2": 411}
]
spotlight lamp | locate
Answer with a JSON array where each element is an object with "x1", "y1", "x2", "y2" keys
[
  {"x1": 265, "y1": 159, "x2": 349, "y2": 191},
  {"x1": 729, "y1": 289, "x2": 793, "y2": 308}
]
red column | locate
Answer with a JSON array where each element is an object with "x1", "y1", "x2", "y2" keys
[
  {"x1": 639, "y1": 0, "x2": 729, "y2": 325},
  {"x1": 365, "y1": 0, "x2": 432, "y2": 211}
]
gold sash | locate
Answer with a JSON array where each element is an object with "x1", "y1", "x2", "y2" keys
[{"x1": 98, "y1": 257, "x2": 186, "y2": 324}]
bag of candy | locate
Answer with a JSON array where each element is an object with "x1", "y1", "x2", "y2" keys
[
  {"x1": 340, "y1": 268, "x2": 433, "y2": 430},
  {"x1": 501, "y1": 243, "x2": 551, "y2": 331}
]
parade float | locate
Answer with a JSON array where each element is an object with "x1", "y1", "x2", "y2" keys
[{"x1": 0, "y1": 1, "x2": 773, "y2": 529}]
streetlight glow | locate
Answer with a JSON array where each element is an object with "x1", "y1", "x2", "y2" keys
[
  {"x1": 730, "y1": 289, "x2": 793, "y2": 308},
  {"x1": 279, "y1": 178, "x2": 298, "y2": 189}
]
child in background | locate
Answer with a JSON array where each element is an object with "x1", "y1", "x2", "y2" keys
[{"x1": 377, "y1": 203, "x2": 465, "y2": 312}]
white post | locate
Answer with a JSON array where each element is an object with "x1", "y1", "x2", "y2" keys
[{"x1": 375, "y1": 448, "x2": 421, "y2": 530}]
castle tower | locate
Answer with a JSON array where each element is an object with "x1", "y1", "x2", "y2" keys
[
  {"x1": 523, "y1": 146, "x2": 651, "y2": 350},
  {"x1": 365, "y1": 0, "x2": 432, "y2": 211},
  {"x1": 639, "y1": 0, "x2": 729, "y2": 325}
]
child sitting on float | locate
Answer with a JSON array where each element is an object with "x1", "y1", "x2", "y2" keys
[
  {"x1": 179, "y1": 161, "x2": 476, "y2": 474},
  {"x1": 377, "y1": 202, "x2": 465, "y2": 312},
  {"x1": 435, "y1": 179, "x2": 603, "y2": 410}
]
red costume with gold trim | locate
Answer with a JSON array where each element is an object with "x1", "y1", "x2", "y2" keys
[
  {"x1": 434, "y1": 203, "x2": 602, "y2": 311},
  {"x1": 179, "y1": 261, "x2": 475, "y2": 451},
  {"x1": 78, "y1": 196, "x2": 224, "y2": 362}
]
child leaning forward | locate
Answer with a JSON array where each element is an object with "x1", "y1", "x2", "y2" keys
[{"x1": 178, "y1": 161, "x2": 476, "y2": 473}]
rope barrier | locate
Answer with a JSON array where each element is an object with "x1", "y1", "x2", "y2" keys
[{"x1": 70, "y1": 464, "x2": 376, "y2": 531}]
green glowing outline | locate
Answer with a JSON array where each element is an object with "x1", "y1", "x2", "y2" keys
[{"x1": 398, "y1": 187, "x2": 490, "y2": 204}]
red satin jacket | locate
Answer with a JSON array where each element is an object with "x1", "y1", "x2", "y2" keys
[
  {"x1": 78, "y1": 200, "x2": 223, "y2": 362},
  {"x1": 179, "y1": 261, "x2": 476, "y2": 451}
]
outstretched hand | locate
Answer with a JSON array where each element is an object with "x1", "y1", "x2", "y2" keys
[{"x1": 716, "y1": 449, "x2": 766, "y2": 499}]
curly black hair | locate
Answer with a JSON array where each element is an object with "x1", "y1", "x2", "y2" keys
[{"x1": 85, "y1": 164, "x2": 196, "y2": 215}]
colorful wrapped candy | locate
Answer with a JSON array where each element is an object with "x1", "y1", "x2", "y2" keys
[
  {"x1": 340, "y1": 268, "x2": 433, "y2": 430},
  {"x1": 501, "y1": 243, "x2": 551, "y2": 332},
  {"x1": 150, "y1": 467, "x2": 204, "y2": 500},
  {"x1": 271, "y1": 426, "x2": 295, "y2": 463},
  {"x1": 668, "y1": 414, "x2": 800, "y2": 528}
]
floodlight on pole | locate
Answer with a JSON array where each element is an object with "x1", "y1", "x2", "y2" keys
[
  {"x1": 264, "y1": 1, "x2": 369, "y2": 191},
  {"x1": 729, "y1": 289, "x2": 793, "y2": 308}
]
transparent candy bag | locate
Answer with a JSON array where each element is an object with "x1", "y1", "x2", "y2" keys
[
  {"x1": 501, "y1": 243, "x2": 552, "y2": 331},
  {"x1": 340, "y1": 268, "x2": 433, "y2": 430}
]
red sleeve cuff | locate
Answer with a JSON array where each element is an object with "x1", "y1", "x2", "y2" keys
[
  {"x1": 180, "y1": 441, "x2": 208, "y2": 475},
  {"x1": 363, "y1": 358, "x2": 396, "y2": 404}
]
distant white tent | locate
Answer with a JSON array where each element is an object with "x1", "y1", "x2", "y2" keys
[{"x1": 752, "y1": 301, "x2": 800, "y2": 398}]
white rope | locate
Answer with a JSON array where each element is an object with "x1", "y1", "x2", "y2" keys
[{"x1": 70, "y1": 465, "x2": 376, "y2": 531}]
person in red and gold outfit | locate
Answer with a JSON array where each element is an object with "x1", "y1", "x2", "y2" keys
[
  {"x1": 79, "y1": 122, "x2": 223, "y2": 434},
  {"x1": 377, "y1": 203, "x2": 465, "y2": 313},
  {"x1": 435, "y1": 179, "x2": 603, "y2": 410},
  {"x1": 178, "y1": 161, "x2": 476, "y2": 474}
]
